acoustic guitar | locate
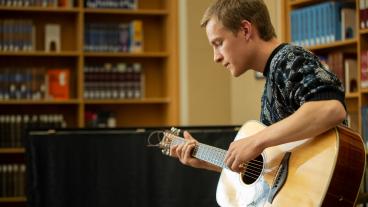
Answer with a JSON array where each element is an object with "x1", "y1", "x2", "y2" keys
[{"x1": 150, "y1": 120, "x2": 366, "y2": 206}]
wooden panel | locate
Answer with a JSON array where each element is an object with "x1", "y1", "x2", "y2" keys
[
  {"x1": 162, "y1": 0, "x2": 179, "y2": 124},
  {"x1": 138, "y1": 0, "x2": 165, "y2": 9},
  {"x1": 85, "y1": 104, "x2": 167, "y2": 127}
]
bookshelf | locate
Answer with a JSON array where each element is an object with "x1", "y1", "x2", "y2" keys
[
  {"x1": 285, "y1": 0, "x2": 361, "y2": 132},
  {"x1": 0, "y1": 0, "x2": 178, "y2": 205},
  {"x1": 285, "y1": 0, "x2": 367, "y2": 204}
]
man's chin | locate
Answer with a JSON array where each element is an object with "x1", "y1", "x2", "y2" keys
[{"x1": 231, "y1": 69, "x2": 247, "y2": 77}]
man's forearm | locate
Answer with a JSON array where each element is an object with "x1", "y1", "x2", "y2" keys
[{"x1": 257, "y1": 100, "x2": 346, "y2": 150}]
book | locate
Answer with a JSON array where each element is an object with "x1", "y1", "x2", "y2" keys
[
  {"x1": 344, "y1": 58, "x2": 358, "y2": 93},
  {"x1": 45, "y1": 24, "x2": 61, "y2": 52},
  {"x1": 341, "y1": 7, "x2": 356, "y2": 40},
  {"x1": 130, "y1": 20, "x2": 143, "y2": 52},
  {"x1": 47, "y1": 69, "x2": 70, "y2": 100},
  {"x1": 58, "y1": 0, "x2": 73, "y2": 7},
  {"x1": 361, "y1": 50, "x2": 368, "y2": 88},
  {"x1": 327, "y1": 52, "x2": 344, "y2": 83}
]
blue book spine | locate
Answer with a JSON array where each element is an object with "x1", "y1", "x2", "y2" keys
[
  {"x1": 300, "y1": 8, "x2": 306, "y2": 46},
  {"x1": 307, "y1": 7, "x2": 313, "y2": 46},
  {"x1": 322, "y1": 3, "x2": 329, "y2": 44},
  {"x1": 310, "y1": 5, "x2": 317, "y2": 46},
  {"x1": 297, "y1": 9, "x2": 302, "y2": 46},
  {"x1": 290, "y1": 11, "x2": 296, "y2": 45},
  {"x1": 326, "y1": 2, "x2": 333, "y2": 43},
  {"x1": 333, "y1": 2, "x2": 342, "y2": 42}
]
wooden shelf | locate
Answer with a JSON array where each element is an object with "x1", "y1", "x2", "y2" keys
[
  {"x1": 361, "y1": 88, "x2": 368, "y2": 94},
  {"x1": 0, "y1": 51, "x2": 80, "y2": 57},
  {"x1": 0, "y1": 148, "x2": 25, "y2": 154},
  {"x1": 289, "y1": 0, "x2": 325, "y2": 7},
  {"x1": 360, "y1": 28, "x2": 368, "y2": 35},
  {"x1": 83, "y1": 8, "x2": 168, "y2": 15},
  {"x1": 346, "y1": 92, "x2": 360, "y2": 99},
  {"x1": 0, "y1": 6, "x2": 80, "y2": 13},
  {"x1": 0, "y1": 99, "x2": 80, "y2": 105},
  {"x1": 306, "y1": 39, "x2": 357, "y2": 51},
  {"x1": 83, "y1": 51, "x2": 169, "y2": 58},
  {"x1": 0, "y1": 197, "x2": 26, "y2": 203},
  {"x1": 84, "y1": 98, "x2": 170, "y2": 104}
]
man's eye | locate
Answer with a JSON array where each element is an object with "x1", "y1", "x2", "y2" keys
[{"x1": 214, "y1": 41, "x2": 222, "y2": 47}]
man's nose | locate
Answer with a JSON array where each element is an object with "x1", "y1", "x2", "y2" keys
[{"x1": 214, "y1": 51, "x2": 223, "y2": 63}]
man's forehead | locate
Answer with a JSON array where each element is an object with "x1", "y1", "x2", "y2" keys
[
  {"x1": 206, "y1": 17, "x2": 224, "y2": 38},
  {"x1": 206, "y1": 17, "x2": 223, "y2": 31}
]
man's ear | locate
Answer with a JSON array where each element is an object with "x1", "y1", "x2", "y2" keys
[{"x1": 240, "y1": 20, "x2": 252, "y2": 40}]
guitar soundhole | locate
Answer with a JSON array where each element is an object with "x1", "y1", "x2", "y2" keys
[{"x1": 241, "y1": 154, "x2": 264, "y2": 185}]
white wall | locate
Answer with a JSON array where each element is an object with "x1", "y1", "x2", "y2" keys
[{"x1": 179, "y1": 0, "x2": 231, "y2": 125}]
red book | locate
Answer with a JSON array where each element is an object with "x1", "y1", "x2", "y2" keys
[{"x1": 47, "y1": 69, "x2": 70, "y2": 100}]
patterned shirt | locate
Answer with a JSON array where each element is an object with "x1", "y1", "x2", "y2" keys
[{"x1": 260, "y1": 43, "x2": 345, "y2": 126}]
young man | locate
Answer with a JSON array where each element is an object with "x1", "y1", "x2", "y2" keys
[{"x1": 170, "y1": 0, "x2": 346, "y2": 174}]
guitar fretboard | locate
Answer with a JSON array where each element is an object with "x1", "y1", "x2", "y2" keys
[{"x1": 170, "y1": 136, "x2": 228, "y2": 169}]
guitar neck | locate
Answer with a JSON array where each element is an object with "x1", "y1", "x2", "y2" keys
[{"x1": 170, "y1": 136, "x2": 228, "y2": 169}]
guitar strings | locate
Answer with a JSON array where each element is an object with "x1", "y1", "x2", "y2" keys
[
  {"x1": 241, "y1": 168, "x2": 261, "y2": 178},
  {"x1": 242, "y1": 172, "x2": 259, "y2": 180},
  {"x1": 243, "y1": 162, "x2": 276, "y2": 175}
]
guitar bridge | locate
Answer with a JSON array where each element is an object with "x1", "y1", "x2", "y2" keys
[{"x1": 267, "y1": 152, "x2": 291, "y2": 203}]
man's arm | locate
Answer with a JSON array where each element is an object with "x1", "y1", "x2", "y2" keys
[{"x1": 224, "y1": 99, "x2": 346, "y2": 172}]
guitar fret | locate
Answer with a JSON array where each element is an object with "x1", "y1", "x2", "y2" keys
[
  {"x1": 169, "y1": 135, "x2": 228, "y2": 169},
  {"x1": 197, "y1": 143, "x2": 227, "y2": 169}
]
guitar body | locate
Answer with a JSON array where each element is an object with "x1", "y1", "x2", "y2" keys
[{"x1": 216, "y1": 120, "x2": 366, "y2": 207}]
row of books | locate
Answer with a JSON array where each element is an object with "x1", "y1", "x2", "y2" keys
[
  {"x1": 84, "y1": 20, "x2": 143, "y2": 52},
  {"x1": 0, "y1": 19, "x2": 35, "y2": 52},
  {"x1": 85, "y1": 0, "x2": 137, "y2": 9},
  {"x1": 318, "y1": 52, "x2": 358, "y2": 93},
  {"x1": 0, "y1": 67, "x2": 70, "y2": 100},
  {"x1": 360, "y1": 0, "x2": 368, "y2": 29},
  {"x1": 84, "y1": 63, "x2": 144, "y2": 99},
  {"x1": 0, "y1": 114, "x2": 67, "y2": 148},
  {"x1": 290, "y1": 1, "x2": 356, "y2": 47},
  {"x1": 0, "y1": 0, "x2": 74, "y2": 7},
  {"x1": 0, "y1": 67, "x2": 45, "y2": 100},
  {"x1": 0, "y1": 164, "x2": 26, "y2": 198},
  {"x1": 85, "y1": 110, "x2": 116, "y2": 128}
]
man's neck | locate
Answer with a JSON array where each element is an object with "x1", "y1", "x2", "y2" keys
[{"x1": 252, "y1": 38, "x2": 281, "y2": 73}]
